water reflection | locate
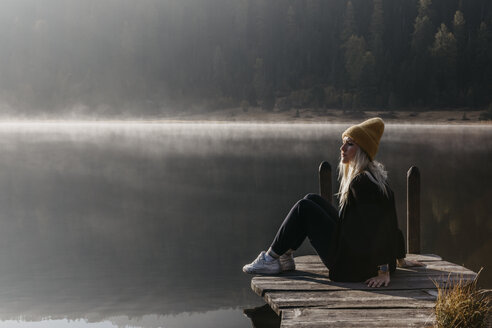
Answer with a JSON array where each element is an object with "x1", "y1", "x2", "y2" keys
[
  {"x1": 0, "y1": 122, "x2": 489, "y2": 327},
  {"x1": 0, "y1": 309, "x2": 252, "y2": 328}
]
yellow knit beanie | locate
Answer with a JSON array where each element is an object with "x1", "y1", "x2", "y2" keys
[{"x1": 342, "y1": 117, "x2": 385, "y2": 161}]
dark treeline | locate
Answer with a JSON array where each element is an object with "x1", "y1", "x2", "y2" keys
[{"x1": 0, "y1": 0, "x2": 491, "y2": 116}]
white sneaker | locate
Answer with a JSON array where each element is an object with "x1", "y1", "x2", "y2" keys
[
  {"x1": 279, "y1": 253, "x2": 296, "y2": 271},
  {"x1": 242, "y1": 251, "x2": 281, "y2": 274}
]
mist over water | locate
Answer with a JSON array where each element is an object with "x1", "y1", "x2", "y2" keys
[{"x1": 0, "y1": 122, "x2": 490, "y2": 327}]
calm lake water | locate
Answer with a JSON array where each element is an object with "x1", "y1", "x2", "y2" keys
[{"x1": 0, "y1": 122, "x2": 490, "y2": 328}]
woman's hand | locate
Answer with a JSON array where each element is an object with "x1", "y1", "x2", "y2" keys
[
  {"x1": 365, "y1": 271, "x2": 390, "y2": 287},
  {"x1": 397, "y1": 258, "x2": 426, "y2": 268}
]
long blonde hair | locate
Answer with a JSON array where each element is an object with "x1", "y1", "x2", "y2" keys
[{"x1": 337, "y1": 147, "x2": 388, "y2": 209}]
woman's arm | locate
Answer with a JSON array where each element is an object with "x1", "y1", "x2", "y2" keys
[
  {"x1": 349, "y1": 175, "x2": 396, "y2": 287},
  {"x1": 365, "y1": 259, "x2": 425, "y2": 287},
  {"x1": 349, "y1": 175, "x2": 394, "y2": 266}
]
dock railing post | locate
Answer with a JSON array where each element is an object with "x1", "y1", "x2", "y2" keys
[
  {"x1": 407, "y1": 166, "x2": 421, "y2": 254},
  {"x1": 319, "y1": 161, "x2": 332, "y2": 204}
]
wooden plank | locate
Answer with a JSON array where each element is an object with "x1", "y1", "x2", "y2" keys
[
  {"x1": 397, "y1": 262, "x2": 475, "y2": 272},
  {"x1": 249, "y1": 254, "x2": 478, "y2": 327},
  {"x1": 265, "y1": 289, "x2": 437, "y2": 315},
  {"x1": 274, "y1": 269, "x2": 474, "y2": 282},
  {"x1": 293, "y1": 254, "x2": 442, "y2": 264},
  {"x1": 281, "y1": 308, "x2": 435, "y2": 327},
  {"x1": 405, "y1": 254, "x2": 442, "y2": 262},
  {"x1": 253, "y1": 278, "x2": 417, "y2": 296},
  {"x1": 252, "y1": 270, "x2": 476, "y2": 296},
  {"x1": 293, "y1": 261, "x2": 475, "y2": 275},
  {"x1": 407, "y1": 166, "x2": 421, "y2": 254},
  {"x1": 318, "y1": 161, "x2": 332, "y2": 204}
]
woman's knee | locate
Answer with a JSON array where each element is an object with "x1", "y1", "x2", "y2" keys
[
  {"x1": 296, "y1": 198, "x2": 310, "y2": 208},
  {"x1": 298, "y1": 197, "x2": 338, "y2": 223},
  {"x1": 303, "y1": 193, "x2": 319, "y2": 200},
  {"x1": 295, "y1": 198, "x2": 313, "y2": 212},
  {"x1": 296, "y1": 198, "x2": 322, "y2": 217},
  {"x1": 304, "y1": 193, "x2": 327, "y2": 206}
]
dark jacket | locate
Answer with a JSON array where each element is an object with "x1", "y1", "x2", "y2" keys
[{"x1": 329, "y1": 171, "x2": 406, "y2": 282}]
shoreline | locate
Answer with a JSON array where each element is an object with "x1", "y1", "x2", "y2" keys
[
  {"x1": 0, "y1": 108, "x2": 490, "y2": 125},
  {"x1": 170, "y1": 107, "x2": 492, "y2": 125}
]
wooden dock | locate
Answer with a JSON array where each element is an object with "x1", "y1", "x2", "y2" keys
[
  {"x1": 246, "y1": 163, "x2": 489, "y2": 327},
  {"x1": 251, "y1": 253, "x2": 478, "y2": 327}
]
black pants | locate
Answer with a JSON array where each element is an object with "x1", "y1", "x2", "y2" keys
[{"x1": 270, "y1": 193, "x2": 339, "y2": 269}]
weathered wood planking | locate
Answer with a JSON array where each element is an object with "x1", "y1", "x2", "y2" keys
[
  {"x1": 252, "y1": 275, "x2": 475, "y2": 297},
  {"x1": 265, "y1": 289, "x2": 437, "y2": 315},
  {"x1": 249, "y1": 254, "x2": 479, "y2": 327},
  {"x1": 252, "y1": 259, "x2": 477, "y2": 297},
  {"x1": 292, "y1": 253, "x2": 442, "y2": 264},
  {"x1": 287, "y1": 263, "x2": 476, "y2": 277},
  {"x1": 281, "y1": 308, "x2": 435, "y2": 327}
]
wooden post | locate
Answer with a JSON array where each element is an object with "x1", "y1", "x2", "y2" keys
[
  {"x1": 319, "y1": 161, "x2": 332, "y2": 204},
  {"x1": 407, "y1": 166, "x2": 420, "y2": 254}
]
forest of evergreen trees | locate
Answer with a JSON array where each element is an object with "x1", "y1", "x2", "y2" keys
[{"x1": 0, "y1": 0, "x2": 491, "y2": 116}]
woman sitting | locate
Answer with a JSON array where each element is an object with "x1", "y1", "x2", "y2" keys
[{"x1": 243, "y1": 118, "x2": 422, "y2": 287}]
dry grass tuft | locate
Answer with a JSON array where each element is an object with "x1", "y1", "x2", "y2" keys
[{"x1": 434, "y1": 269, "x2": 491, "y2": 328}]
